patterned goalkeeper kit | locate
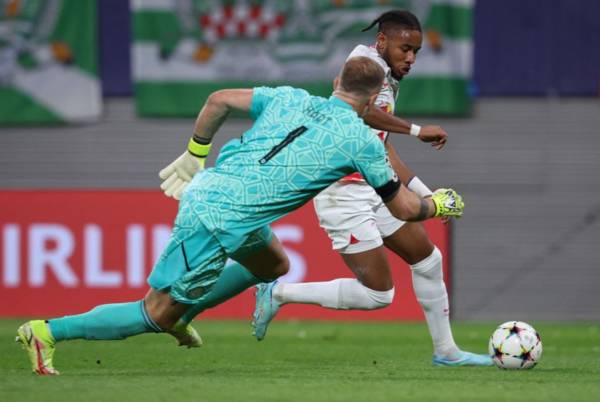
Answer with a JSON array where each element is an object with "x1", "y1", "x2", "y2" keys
[{"x1": 148, "y1": 86, "x2": 398, "y2": 303}]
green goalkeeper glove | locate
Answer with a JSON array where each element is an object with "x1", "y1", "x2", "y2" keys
[
  {"x1": 431, "y1": 188, "x2": 465, "y2": 218},
  {"x1": 158, "y1": 138, "x2": 211, "y2": 200}
]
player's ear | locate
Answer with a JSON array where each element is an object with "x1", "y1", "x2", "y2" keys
[
  {"x1": 368, "y1": 92, "x2": 378, "y2": 106},
  {"x1": 332, "y1": 76, "x2": 340, "y2": 90},
  {"x1": 376, "y1": 31, "x2": 387, "y2": 54},
  {"x1": 361, "y1": 93, "x2": 377, "y2": 118}
]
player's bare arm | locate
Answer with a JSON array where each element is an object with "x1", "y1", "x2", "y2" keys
[
  {"x1": 192, "y1": 88, "x2": 254, "y2": 143},
  {"x1": 364, "y1": 106, "x2": 447, "y2": 149},
  {"x1": 159, "y1": 88, "x2": 254, "y2": 200},
  {"x1": 384, "y1": 140, "x2": 433, "y2": 198},
  {"x1": 385, "y1": 140, "x2": 416, "y2": 184}
]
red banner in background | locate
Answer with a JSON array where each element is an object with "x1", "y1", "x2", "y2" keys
[{"x1": 0, "y1": 190, "x2": 449, "y2": 320}]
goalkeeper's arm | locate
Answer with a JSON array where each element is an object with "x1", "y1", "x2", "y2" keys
[
  {"x1": 191, "y1": 88, "x2": 254, "y2": 144},
  {"x1": 159, "y1": 88, "x2": 254, "y2": 199},
  {"x1": 374, "y1": 179, "x2": 464, "y2": 222}
]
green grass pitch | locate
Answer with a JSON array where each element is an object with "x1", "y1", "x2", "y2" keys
[{"x1": 2, "y1": 320, "x2": 599, "y2": 402}]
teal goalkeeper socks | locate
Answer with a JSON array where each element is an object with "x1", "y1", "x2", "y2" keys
[
  {"x1": 48, "y1": 300, "x2": 161, "y2": 342},
  {"x1": 180, "y1": 262, "x2": 263, "y2": 324}
]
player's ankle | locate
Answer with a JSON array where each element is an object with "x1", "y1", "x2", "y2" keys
[
  {"x1": 434, "y1": 344, "x2": 460, "y2": 359},
  {"x1": 272, "y1": 283, "x2": 285, "y2": 304}
]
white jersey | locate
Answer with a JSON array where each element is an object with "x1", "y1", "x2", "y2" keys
[
  {"x1": 343, "y1": 44, "x2": 399, "y2": 182},
  {"x1": 314, "y1": 44, "x2": 407, "y2": 253}
]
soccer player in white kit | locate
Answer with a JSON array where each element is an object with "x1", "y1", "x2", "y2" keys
[{"x1": 252, "y1": 10, "x2": 493, "y2": 367}]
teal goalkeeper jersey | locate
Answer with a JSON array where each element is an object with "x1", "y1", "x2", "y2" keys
[{"x1": 183, "y1": 86, "x2": 397, "y2": 253}]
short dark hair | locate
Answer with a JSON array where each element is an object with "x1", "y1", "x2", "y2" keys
[
  {"x1": 361, "y1": 10, "x2": 422, "y2": 34},
  {"x1": 339, "y1": 56, "x2": 385, "y2": 98}
]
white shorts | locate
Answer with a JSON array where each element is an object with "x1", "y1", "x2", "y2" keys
[{"x1": 313, "y1": 181, "x2": 406, "y2": 254}]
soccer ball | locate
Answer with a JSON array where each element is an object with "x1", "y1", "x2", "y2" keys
[{"x1": 488, "y1": 321, "x2": 543, "y2": 369}]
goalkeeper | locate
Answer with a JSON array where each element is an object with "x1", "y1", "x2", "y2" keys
[{"x1": 17, "y1": 56, "x2": 463, "y2": 375}]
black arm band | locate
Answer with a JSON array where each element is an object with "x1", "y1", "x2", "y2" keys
[
  {"x1": 374, "y1": 178, "x2": 401, "y2": 202},
  {"x1": 192, "y1": 134, "x2": 212, "y2": 145}
]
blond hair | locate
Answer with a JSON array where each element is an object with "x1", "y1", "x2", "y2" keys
[{"x1": 338, "y1": 56, "x2": 385, "y2": 98}]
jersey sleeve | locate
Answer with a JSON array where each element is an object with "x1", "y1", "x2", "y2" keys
[
  {"x1": 353, "y1": 130, "x2": 400, "y2": 202},
  {"x1": 249, "y1": 86, "x2": 278, "y2": 120}
]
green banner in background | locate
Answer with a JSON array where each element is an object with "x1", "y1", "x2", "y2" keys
[
  {"x1": 0, "y1": 0, "x2": 101, "y2": 124},
  {"x1": 132, "y1": 0, "x2": 473, "y2": 117}
]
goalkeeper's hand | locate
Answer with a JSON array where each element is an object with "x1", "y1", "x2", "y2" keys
[
  {"x1": 431, "y1": 188, "x2": 464, "y2": 218},
  {"x1": 159, "y1": 138, "x2": 211, "y2": 200}
]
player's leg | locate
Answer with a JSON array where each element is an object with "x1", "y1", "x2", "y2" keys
[
  {"x1": 252, "y1": 182, "x2": 395, "y2": 340},
  {"x1": 16, "y1": 287, "x2": 188, "y2": 375},
  {"x1": 182, "y1": 227, "x2": 287, "y2": 318},
  {"x1": 276, "y1": 182, "x2": 395, "y2": 309},
  {"x1": 272, "y1": 244, "x2": 395, "y2": 306},
  {"x1": 232, "y1": 228, "x2": 289, "y2": 281},
  {"x1": 381, "y1": 220, "x2": 492, "y2": 366},
  {"x1": 168, "y1": 262, "x2": 260, "y2": 347},
  {"x1": 171, "y1": 227, "x2": 289, "y2": 346},
  {"x1": 382, "y1": 221, "x2": 458, "y2": 354},
  {"x1": 168, "y1": 261, "x2": 262, "y2": 347},
  {"x1": 253, "y1": 240, "x2": 396, "y2": 340},
  {"x1": 16, "y1": 220, "x2": 225, "y2": 374}
]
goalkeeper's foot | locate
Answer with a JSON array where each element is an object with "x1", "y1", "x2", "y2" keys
[
  {"x1": 432, "y1": 350, "x2": 494, "y2": 367},
  {"x1": 167, "y1": 320, "x2": 203, "y2": 348},
  {"x1": 16, "y1": 320, "x2": 59, "y2": 375},
  {"x1": 252, "y1": 281, "x2": 281, "y2": 341}
]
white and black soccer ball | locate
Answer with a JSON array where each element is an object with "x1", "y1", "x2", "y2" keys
[{"x1": 488, "y1": 321, "x2": 543, "y2": 369}]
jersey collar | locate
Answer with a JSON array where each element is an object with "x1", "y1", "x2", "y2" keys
[{"x1": 328, "y1": 95, "x2": 353, "y2": 110}]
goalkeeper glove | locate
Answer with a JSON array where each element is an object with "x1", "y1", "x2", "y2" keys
[
  {"x1": 431, "y1": 188, "x2": 464, "y2": 218},
  {"x1": 158, "y1": 138, "x2": 212, "y2": 200}
]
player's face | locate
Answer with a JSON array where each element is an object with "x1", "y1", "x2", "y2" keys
[{"x1": 377, "y1": 29, "x2": 422, "y2": 80}]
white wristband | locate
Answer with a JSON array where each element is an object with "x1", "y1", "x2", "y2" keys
[
  {"x1": 407, "y1": 176, "x2": 433, "y2": 198},
  {"x1": 410, "y1": 124, "x2": 421, "y2": 137}
]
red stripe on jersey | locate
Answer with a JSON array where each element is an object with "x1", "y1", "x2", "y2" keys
[{"x1": 343, "y1": 172, "x2": 364, "y2": 181}]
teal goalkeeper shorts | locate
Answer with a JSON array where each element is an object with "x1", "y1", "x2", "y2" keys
[{"x1": 147, "y1": 223, "x2": 272, "y2": 304}]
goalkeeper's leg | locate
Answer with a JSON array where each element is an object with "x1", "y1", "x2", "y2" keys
[
  {"x1": 168, "y1": 262, "x2": 263, "y2": 347},
  {"x1": 179, "y1": 262, "x2": 263, "y2": 324},
  {"x1": 169, "y1": 231, "x2": 289, "y2": 347},
  {"x1": 17, "y1": 288, "x2": 189, "y2": 375}
]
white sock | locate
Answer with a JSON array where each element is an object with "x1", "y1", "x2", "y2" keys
[
  {"x1": 273, "y1": 278, "x2": 394, "y2": 310},
  {"x1": 410, "y1": 247, "x2": 460, "y2": 358}
]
